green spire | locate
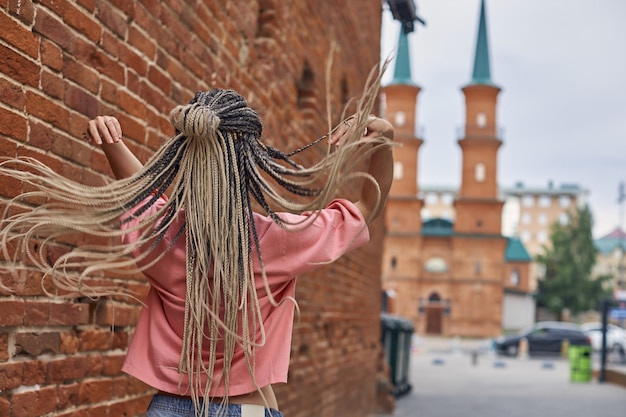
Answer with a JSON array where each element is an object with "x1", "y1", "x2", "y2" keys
[
  {"x1": 391, "y1": 28, "x2": 417, "y2": 86},
  {"x1": 471, "y1": 0, "x2": 492, "y2": 84}
]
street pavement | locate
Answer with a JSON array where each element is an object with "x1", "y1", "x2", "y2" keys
[{"x1": 380, "y1": 337, "x2": 626, "y2": 417}]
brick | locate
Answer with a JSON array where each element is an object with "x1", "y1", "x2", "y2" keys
[
  {"x1": 28, "y1": 118, "x2": 54, "y2": 152},
  {"x1": 33, "y1": 7, "x2": 75, "y2": 52},
  {"x1": 41, "y1": 70, "x2": 65, "y2": 100},
  {"x1": 41, "y1": 39, "x2": 64, "y2": 71},
  {"x1": 0, "y1": 333, "x2": 8, "y2": 362},
  {"x1": 0, "y1": 299, "x2": 25, "y2": 326},
  {"x1": 78, "y1": 328, "x2": 113, "y2": 351},
  {"x1": 147, "y1": 64, "x2": 172, "y2": 95},
  {"x1": 79, "y1": 379, "x2": 113, "y2": 404},
  {"x1": 11, "y1": 385, "x2": 57, "y2": 417},
  {"x1": 57, "y1": 382, "x2": 80, "y2": 409},
  {"x1": 64, "y1": 83, "x2": 101, "y2": 118},
  {"x1": 15, "y1": 332, "x2": 61, "y2": 356},
  {"x1": 73, "y1": 38, "x2": 125, "y2": 85},
  {"x1": 21, "y1": 359, "x2": 46, "y2": 385},
  {"x1": 76, "y1": 0, "x2": 96, "y2": 12},
  {"x1": 0, "y1": 362, "x2": 22, "y2": 390},
  {"x1": 25, "y1": 90, "x2": 70, "y2": 132},
  {"x1": 108, "y1": 394, "x2": 152, "y2": 416},
  {"x1": 63, "y1": 54, "x2": 100, "y2": 93},
  {"x1": 128, "y1": 25, "x2": 156, "y2": 60},
  {"x1": 37, "y1": 0, "x2": 65, "y2": 16},
  {"x1": 96, "y1": 1, "x2": 128, "y2": 38},
  {"x1": 23, "y1": 301, "x2": 50, "y2": 326},
  {"x1": 0, "y1": 43, "x2": 39, "y2": 88},
  {"x1": 95, "y1": 301, "x2": 137, "y2": 327},
  {"x1": 0, "y1": 76, "x2": 25, "y2": 109},
  {"x1": 0, "y1": 11, "x2": 39, "y2": 58},
  {"x1": 0, "y1": 106, "x2": 28, "y2": 141},
  {"x1": 49, "y1": 302, "x2": 90, "y2": 326},
  {"x1": 46, "y1": 356, "x2": 87, "y2": 384},
  {"x1": 64, "y1": 1, "x2": 102, "y2": 43},
  {"x1": 119, "y1": 41, "x2": 148, "y2": 76},
  {"x1": 100, "y1": 78, "x2": 119, "y2": 106},
  {"x1": 118, "y1": 89, "x2": 147, "y2": 120},
  {"x1": 85, "y1": 354, "x2": 103, "y2": 377},
  {"x1": 102, "y1": 354, "x2": 125, "y2": 376},
  {"x1": 60, "y1": 331, "x2": 80, "y2": 354},
  {"x1": 0, "y1": 396, "x2": 9, "y2": 417},
  {"x1": 9, "y1": 0, "x2": 36, "y2": 24}
]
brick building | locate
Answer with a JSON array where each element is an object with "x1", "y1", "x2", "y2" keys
[
  {"x1": 0, "y1": 1, "x2": 388, "y2": 416},
  {"x1": 380, "y1": 0, "x2": 533, "y2": 337}
]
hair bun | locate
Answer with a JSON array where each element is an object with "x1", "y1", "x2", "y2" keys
[{"x1": 169, "y1": 103, "x2": 221, "y2": 138}]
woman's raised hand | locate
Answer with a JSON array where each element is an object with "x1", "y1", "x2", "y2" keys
[{"x1": 84, "y1": 116, "x2": 123, "y2": 145}]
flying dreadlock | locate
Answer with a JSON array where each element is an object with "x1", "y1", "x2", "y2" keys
[{"x1": 0, "y1": 61, "x2": 391, "y2": 413}]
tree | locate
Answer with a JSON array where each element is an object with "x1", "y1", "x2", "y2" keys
[{"x1": 536, "y1": 205, "x2": 612, "y2": 320}]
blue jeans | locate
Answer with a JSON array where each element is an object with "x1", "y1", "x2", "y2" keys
[{"x1": 146, "y1": 394, "x2": 284, "y2": 417}]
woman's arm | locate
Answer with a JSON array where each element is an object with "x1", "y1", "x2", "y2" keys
[
  {"x1": 86, "y1": 116, "x2": 143, "y2": 180},
  {"x1": 354, "y1": 117, "x2": 394, "y2": 221},
  {"x1": 329, "y1": 116, "x2": 395, "y2": 221}
]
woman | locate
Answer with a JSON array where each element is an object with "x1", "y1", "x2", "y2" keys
[{"x1": 0, "y1": 69, "x2": 393, "y2": 417}]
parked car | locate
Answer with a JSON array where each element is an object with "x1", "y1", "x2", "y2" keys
[
  {"x1": 494, "y1": 321, "x2": 591, "y2": 357},
  {"x1": 581, "y1": 322, "x2": 626, "y2": 358}
]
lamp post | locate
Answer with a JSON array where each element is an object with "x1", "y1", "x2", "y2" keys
[{"x1": 618, "y1": 181, "x2": 625, "y2": 290}]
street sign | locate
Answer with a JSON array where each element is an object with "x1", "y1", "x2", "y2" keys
[{"x1": 609, "y1": 307, "x2": 626, "y2": 320}]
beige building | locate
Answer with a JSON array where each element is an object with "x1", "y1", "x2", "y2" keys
[
  {"x1": 421, "y1": 181, "x2": 589, "y2": 292},
  {"x1": 593, "y1": 228, "x2": 626, "y2": 294}
]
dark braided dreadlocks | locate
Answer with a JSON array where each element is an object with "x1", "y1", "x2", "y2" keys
[{"x1": 0, "y1": 61, "x2": 390, "y2": 413}]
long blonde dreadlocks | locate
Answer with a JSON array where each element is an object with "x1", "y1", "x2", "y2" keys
[{"x1": 0, "y1": 61, "x2": 391, "y2": 413}]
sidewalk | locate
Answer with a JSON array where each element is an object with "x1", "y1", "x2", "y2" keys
[{"x1": 380, "y1": 336, "x2": 626, "y2": 417}]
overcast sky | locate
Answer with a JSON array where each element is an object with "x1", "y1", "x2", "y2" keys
[{"x1": 380, "y1": 0, "x2": 626, "y2": 238}]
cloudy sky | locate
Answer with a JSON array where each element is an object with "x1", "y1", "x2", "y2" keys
[{"x1": 380, "y1": 0, "x2": 626, "y2": 238}]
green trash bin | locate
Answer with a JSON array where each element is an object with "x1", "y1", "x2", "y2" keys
[{"x1": 568, "y1": 345, "x2": 592, "y2": 382}]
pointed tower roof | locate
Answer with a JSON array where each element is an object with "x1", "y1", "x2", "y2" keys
[
  {"x1": 470, "y1": 0, "x2": 493, "y2": 85},
  {"x1": 390, "y1": 28, "x2": 418, "y2": 86}
]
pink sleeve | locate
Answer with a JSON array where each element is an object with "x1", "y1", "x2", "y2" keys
[
  {"x1": 120, "y1": 195, "x2": 172, "y2": 246},
  {"x1": 269, "y1": 199, "x2": 370, "y2": 277}
]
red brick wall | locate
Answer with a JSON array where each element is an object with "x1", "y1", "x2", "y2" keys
[{"x1": 0, "y1": 1, "x2": 385, "y2": 416}]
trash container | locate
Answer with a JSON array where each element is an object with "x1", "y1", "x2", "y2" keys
[
  {"x1": 568, "y1": 344, "x2": 592, "y2": 382},
  {"x1": 381, "y1": 313, "x2": 414, "y2": 396}
]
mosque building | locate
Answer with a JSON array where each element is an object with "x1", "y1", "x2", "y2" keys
[{"x1": 379, "y1": 0, "x2": 534, "y2": 337}]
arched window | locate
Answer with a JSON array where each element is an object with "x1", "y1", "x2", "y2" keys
[{"x1": 475, "y1": 163, "x2": 486, "y2": 182}]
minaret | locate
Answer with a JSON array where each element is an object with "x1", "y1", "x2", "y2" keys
[
  {"x1": 454, "y1": 0, "x2": 504, "y2": 235},
  {"x1": 380, "y1": 27, "x2": 424, "y2": 234}
]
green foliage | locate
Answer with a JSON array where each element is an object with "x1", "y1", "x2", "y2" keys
[{"x1": 536, "y1": 205, "x2": 612, "y2": 318}]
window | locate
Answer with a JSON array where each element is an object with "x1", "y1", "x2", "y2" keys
[
  {"x1": 559, "y1": 196, "x2": 571, "y2": 208},
  {"x1": 474, "y1": 262, "x2": 482, "y2": 276},
  {"x1": 424, "y1": 257, "x2": 448, "y2": 273},
  {"x1": 522, "y1": 195, "x2": 535, "y2": 207},
  {"x1": 476, "y1": 112, "x2": 487, "y2": 128},
  {"x1": 538, "y1": 195, "x2": 552, "y2": 208},
  {"x1": 393, "y1": 161, "x2": 404, "y2": 180},
  {"x1": 537, "y1": 231, "x2": 548, "y2": 243},
  {"x1": 510, "y1": 269, "x2": 520, "y2": 286},
  {"x1": 475, "y1": 163, "x2": 486, "y2": 182},
  {"x1": 425, "y1": 192, "x2": 439, "y2": 205},
  {"x1": 390, "y1": 257, "x2": 398, "y2": 269},
  {"x1": 522, "y1": 213, "x2": 531, "y2": 225},
  {"x1": 520, "y1": 231, "x2": 531, "y2": 242},
  {"x1": 394, "y1": 111, "x2": 406, "y2": 127},
  {"x1": 441, "y1": 193, "x2": 454, "y2": 205},
  {"x1": 559, "y1": 213, "x2": 569, "y2": 225},
  {"x1": 538, "y1": 213, "x2": 548, "y2": 225}
]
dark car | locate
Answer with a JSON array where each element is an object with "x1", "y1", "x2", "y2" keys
[{"x1": 494, "y1": 321, "x2": 591, "y2": 357}]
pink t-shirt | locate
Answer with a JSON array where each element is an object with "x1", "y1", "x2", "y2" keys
[{"x1": 121, "y1": 196, "x2": 369, "y2": 396}]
